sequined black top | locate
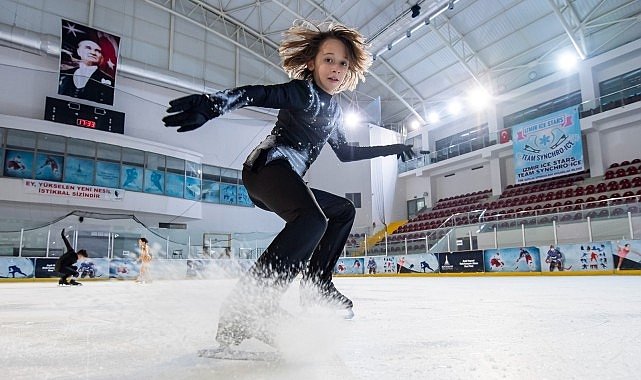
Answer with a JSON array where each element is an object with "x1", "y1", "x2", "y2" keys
[{"x1": 221, "y1": 79, "x2": 397, "y2": 176}]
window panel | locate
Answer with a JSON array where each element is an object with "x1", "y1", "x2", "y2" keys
[
  {"x1": 202, "y1": 164, "x2": 221, "y2": 181},
  {"x1": 122, "y1": 147, "x2": 144, "y2": 166},
  {"x1": 6, "y1": 129, "x2": 36, "y2": 149},
  {"x1": 67, "y1": 138, "x2": 96, "y2": 158},
  {"x1": 166, "y1": 156, "x2": 184, "y2": 175},
  {"x1": 36, "y1": 133, "x2": 66, "y2": 154},
  {"x1": 97, "y1": 143, "x2": 121, "y2": 162},
  {"x1": 146, "y1": 152, "x2": 165, "y2": 171},
  {"x1": 220, "y1": 168, "x2": 238, "y2": 184}
]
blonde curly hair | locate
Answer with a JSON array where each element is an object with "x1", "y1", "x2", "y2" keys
[{"x1": 279, "y1": 21, "x2": 372, "y2": 92}]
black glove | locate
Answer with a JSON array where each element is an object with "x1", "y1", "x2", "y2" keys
[
  {"x1": 391, "y1": 144, "x2": 416, "y2": 162},
  {"x1": 74, "y1": 271, "x2": 80, "y2": 277},
  {"x1": 162, "y1": 94, "x2": 225, "y2": 132}
]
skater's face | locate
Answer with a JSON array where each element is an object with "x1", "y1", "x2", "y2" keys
[{"x1": 307, "y1": 38, "x2": 349, "y2": 94}]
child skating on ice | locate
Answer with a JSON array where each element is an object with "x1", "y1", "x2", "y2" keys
[
  {"x1": 164, "y1": 21, "x2": 415, "y2": 350},
  {"x1": 56, "y1": 229, "x2": 88, "y2": 286}
]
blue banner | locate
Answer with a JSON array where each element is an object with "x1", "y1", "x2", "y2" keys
[
  {"x1": 0, "y1": 258, "x2": 35, "y2": 278},
  {"x1": 484, "y1": 247, "x2": 541, "y2": 272},
  {"x1": 512, "y1": 105, "x2": 584, "y2": 184}
]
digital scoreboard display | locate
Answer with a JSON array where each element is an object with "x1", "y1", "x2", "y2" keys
[{"x1": 44, "y1": 96, "x2": 125, "y2": 134}]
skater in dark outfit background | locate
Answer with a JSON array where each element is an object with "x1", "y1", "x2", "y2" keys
[
  {"x1": 56, "y1": 229, "x2": 88, "y2": 286},
  {"x1": 164, "y1": 21, "x2": 415, "y2": 348}
]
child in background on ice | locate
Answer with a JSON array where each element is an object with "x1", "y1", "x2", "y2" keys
[
  {"x1": 163, "y1": 20, "x2": 415, "y2": 349},
  {"x1": 136, "y1": 237, "x2": 152, "y2": 283},
  {"x1": 56, "y1": 229, "x2": 88, "y2": 286}
]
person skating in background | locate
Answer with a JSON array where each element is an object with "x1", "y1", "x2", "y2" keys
[
  {"x1": 56, "y1": 229, "x2": 88, "y2": 286},
  {"x1": 163, "y1": 21, "x2": 415, "y2": 349},
  {"x1": 136, "y1": 237, "x2": 152, "y2": 283}
]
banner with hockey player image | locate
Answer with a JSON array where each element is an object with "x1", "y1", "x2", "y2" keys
[
  {"x1": 334, "y1": 258, "x2": 364, "y2": 275},
  {"x1": 484, "y1": 247, "x2": 541, "y2": 272},
  {"x1": 539, "y1": 242, "x2": 613, "y2": 272},
  {"x1": 109, "y1": 258, "x2": 139, "y2": 279},
  {"x1": 396, "y1": 253, "x2": 439, "y2": 273},
  {"x1": 512, "y1": 105, "x2": 584, "y2": 184},
  {"x1": 77, "y1": 258, "x2": 109, "y2": 279},
  {"x1": 612, "y1": 240, "x2": 641, "y2": 270},
  {"x1": 0, "y1": 257, "x2": 35, "y2": 279}
]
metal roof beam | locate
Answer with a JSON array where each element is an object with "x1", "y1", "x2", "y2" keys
[
  {"x1": 428, "y1": 18, "x2": 489, "y2": 89},
  {"x1": 546, "y1": 0, "x2": 587, "y2": 59}
]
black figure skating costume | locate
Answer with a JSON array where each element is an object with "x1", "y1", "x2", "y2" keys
[
  {"x1": 55, "y1": 231, "x2": 82, "y2": 286},
  {"x1": 164, "y1": 79, "x2": 413, "y2": 347}
]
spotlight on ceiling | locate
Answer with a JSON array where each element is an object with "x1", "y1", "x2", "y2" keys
[
  {"x1": 424, "y1": 18, "x2": 430, "y2": 25},
  {"x1": 406, "y1": 30, "x2": 411, "y2": 38},
  {"x1": 448, "y1": 0, "x2": 454, "y2": 10},
  {"x1": 411, "y1": 4, "x2": 421, "y2": 18}
]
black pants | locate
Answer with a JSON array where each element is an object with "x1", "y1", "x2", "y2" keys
[
  {"x1": 242, "y1": 159, "x2": 355, "y2": 288},
  {"x1": 59, "y1": 265, "x2": 77, "y2": 282}
]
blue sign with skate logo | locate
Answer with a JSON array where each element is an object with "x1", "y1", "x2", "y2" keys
[{"x1": 512, "y1": 105, "x2": 584, "y2": 184}]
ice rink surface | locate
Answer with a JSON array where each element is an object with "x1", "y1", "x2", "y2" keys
[{"x1": 2, "y1": 275, "x2": 640, "y2": 380}]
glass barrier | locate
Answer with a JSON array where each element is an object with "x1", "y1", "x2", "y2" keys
[
  {"x1": 0, "y1": 210, "x2": 277, "y2": 261},
  {"x1": 349, "y1": 196, "x2": 640, "y2": 256}
]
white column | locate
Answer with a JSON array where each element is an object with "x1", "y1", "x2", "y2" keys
[
  {"x1": 489, "y1": 156, "x2": 503, "y2": 197},
  {"x1": 586, "y1": 131, "x2": 605, "y2": 177},
  {"x1": 578, "y1": 61, "x2": 598, "y2": 106}
]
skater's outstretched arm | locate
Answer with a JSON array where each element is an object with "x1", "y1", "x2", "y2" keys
[
  {"x1": 328, "y1": 126, "x2": 416, "y2": 162},
  {"x1": 61, "y1": 229, "x2": 73, "y2": 252},
  {"x1": 162, "y1": 81, "x2": 310, "y2": 132}
]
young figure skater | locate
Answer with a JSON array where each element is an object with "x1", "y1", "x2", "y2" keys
[
  {"x1": 136, "y1": 237, "x2": 152, "y2": 283},
  {"x1": 56, "y1": 229, "x2": 88, "y2": 286},
  {"x1": 164, "y1": 21, "x2": 415, "y2": 348}
]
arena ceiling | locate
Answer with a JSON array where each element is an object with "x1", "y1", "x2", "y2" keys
[{"x1": 2, "y1": 0, "x2": 641, "y2": 129}]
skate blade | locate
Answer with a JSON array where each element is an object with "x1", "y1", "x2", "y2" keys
[{"x1": 198, "y1": 347, "x2": 280, "y2": 361}]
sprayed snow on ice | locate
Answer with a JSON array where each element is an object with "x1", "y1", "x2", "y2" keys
[{"x1": 1, "y1": 276, "x2": 640, "y2": 379}]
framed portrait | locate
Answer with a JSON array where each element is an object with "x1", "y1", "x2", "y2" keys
[{"x1": 58, "y1": 20, "x2": 120, "y2": 106}]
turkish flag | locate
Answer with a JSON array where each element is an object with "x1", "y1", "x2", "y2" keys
[{"x1": 499, "y1": 129, "x2": 511, "y2": 143}]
